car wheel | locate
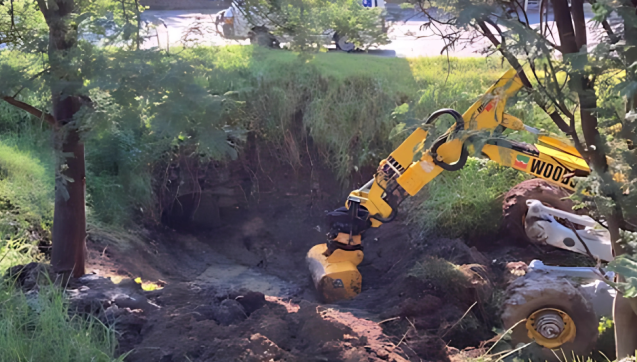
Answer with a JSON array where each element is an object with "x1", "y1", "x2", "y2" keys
[
  {"x1": 249, "y1": 26, "x2": 280, "y2": 48},
  {"x1": 222, "y1": 23, "x2": 234, "y2": 38},
  {"x1": 335, "y1": 34, "x2": 356, "y2": 52}
]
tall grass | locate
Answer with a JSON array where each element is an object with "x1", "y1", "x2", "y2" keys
[
  {"x1": 0, "y1": 278, "x2": 123, "y2": 362},
  {"x1": 406, "y1": 158, "x2": 530, "y2": 238},
  {"x1": 0, "y1": 107, "x2": 54, "y2": 271},
  {"x1": 182, "y1": 47, "x2": 542, "y2": 185},
  {"x1": 0, "y1": 114, "x2": 121, "y2": 362}
]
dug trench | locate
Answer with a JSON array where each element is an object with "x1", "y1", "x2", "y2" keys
[{"x1": 10, "y1": 142, "x2": 603, "y2": 362}]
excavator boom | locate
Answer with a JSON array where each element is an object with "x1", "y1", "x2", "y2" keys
[{"x1": 306, "y1": 68, "x2": 592, "y2": 303}]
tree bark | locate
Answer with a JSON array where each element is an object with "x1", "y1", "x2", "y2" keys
[
  {"x1": 40, "y1": 0, "x2": 87, "y2": 278},
  {"x1": 52, "y1": 126, "x2": 86, "y2": 278},
  {"x1": 625, "y1": 0, "x2": 637, "y2": 112}
]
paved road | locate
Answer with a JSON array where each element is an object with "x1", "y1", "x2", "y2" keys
[{"x1": 140, "y1": 4, "x2": 609, "y2": 58}]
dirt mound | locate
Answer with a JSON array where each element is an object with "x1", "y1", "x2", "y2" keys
[{"x1": 117, "y1": 282, "x2": 410, "y2": 362}]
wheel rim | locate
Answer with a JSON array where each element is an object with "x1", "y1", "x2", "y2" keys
[
  {"x1": 337, "y1": 36, "x2": 355, "y2": 52},
  {"x1": 526, "y1": 308, "x2": 577, "y2": 349}
]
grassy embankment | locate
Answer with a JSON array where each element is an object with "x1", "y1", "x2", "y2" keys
[{"x1": 0, "y1": 48, "x2": 551, "y2": 360}]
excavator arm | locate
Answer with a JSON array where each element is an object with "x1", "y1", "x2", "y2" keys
[{"x1": 306, "y1": 69, "x2": 592, "y2": 303}]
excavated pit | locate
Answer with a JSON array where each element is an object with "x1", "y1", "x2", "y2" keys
[{"x1": 41, "y1": 145, "x2": 608, "y2": 362}]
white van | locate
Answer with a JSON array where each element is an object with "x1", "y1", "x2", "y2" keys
[{"x1": 215, "y1": 0, "x2": 387, "y2": 51}]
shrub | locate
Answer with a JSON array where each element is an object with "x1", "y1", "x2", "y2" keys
[{"x1": 406, "y1": 157, "x2": 530, "y2": 238}]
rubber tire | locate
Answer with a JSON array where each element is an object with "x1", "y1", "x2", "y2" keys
[
  {"x1": 502, "y1": 179, "x2": 578, "y2": 245},
  {"x1": 249, "y1": 27, "x2": 280, "y2": 48},
  {"x1": 501, "y1": 272, "x2": 598, "y2": 362},
  {"x1": 334, "y1": 34, "x2": 356, "y2": 52},
  {"x1": 222, "y1": 23, "x2": 234, "y2": 38}
]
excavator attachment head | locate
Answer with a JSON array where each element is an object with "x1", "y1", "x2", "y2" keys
[{"x1": 306, "y1": 241, "x2": 364, "y2": 303}]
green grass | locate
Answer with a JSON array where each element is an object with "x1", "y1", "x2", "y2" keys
[
  {"x1": 2, "y1": 46, "x2": 551, "y2": 229},
  {"x1": 0, "y1": 277, "x2": 123, "y2": 362},
  {"x1": 0, "y1": 122, "x2": 54, "y2": 272},
  {"x1": 0, "y1": 107, "x2": 121, "y2": 361},
  {"x1": 180, "y1": 47, "x2": 547, "y2": 184},
  {"x1": 410, "y1": 256, "x2": 471, "y2": 295},
  {"x1": 406, "y1": 157, "x2": 530, "y2": 238}
]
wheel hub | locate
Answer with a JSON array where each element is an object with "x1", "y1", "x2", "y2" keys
[{"x1": 526, "y1": 308, "x2": 576, "y2": 349}]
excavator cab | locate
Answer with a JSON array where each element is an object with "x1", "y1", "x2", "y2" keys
[{"x1": 306, "y1": 68, "x2": 594, "y2": 304}]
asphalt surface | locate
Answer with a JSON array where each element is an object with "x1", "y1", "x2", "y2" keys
[{"x1": 140, "y1": 4, "x2": 611, "y2": 58}]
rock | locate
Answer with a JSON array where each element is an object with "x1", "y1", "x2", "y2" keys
[
  {"x1": 429, "y1": 238, "x2": 490, "y2": 266},
  {"x1": 5, "y1": 262, "x2": 53, "y2": 291},
  {"x1": 299, "y1": 314, "x2": 347, "y2": 346},
  {"x1": 193, "y1": 304, "x2": 217, "y2": 321},
  {"x1": 504, "y1": 261, "x2": 527, "y2": 284},
  {"x1": 237, "y1": 291, "x2": 266, "y2": 315},
  {"x1": 102, "y1": 305, "x2": 146, "y2": 353},
  {"x1": 212, "y1": 299, "x2": 247, "y2": 326}
]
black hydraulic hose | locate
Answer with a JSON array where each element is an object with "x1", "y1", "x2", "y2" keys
[
  {"x1": 425, "y1": 108, "x2": 464, "y2": 130},
  {"x1": 371, "y1": 200, "x2": 398, "y2": 223},
  {"x1": 424, "y1": 108, "x2": 469, "y2": 172}
]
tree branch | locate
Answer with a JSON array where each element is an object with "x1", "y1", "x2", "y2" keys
[
  {"x1": 570, "y1": 0, "x2": 588, "y2": 51},
  {"x1": 36, "y1": 0, "x2": 50, "y2": 22},
  {"x1": 588, "y1": 0, "x2": 621, "y2": 44},
  {"x1": 1, "y1": 96, "x2": 56, "y2": 126}
]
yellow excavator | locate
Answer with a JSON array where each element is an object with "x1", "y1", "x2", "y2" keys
[{"x1": 306, "y1": 68, "x2": 593, "y2": 303}]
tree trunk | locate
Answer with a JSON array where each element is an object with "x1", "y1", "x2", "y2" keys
[
  {"x1": 41, "y1": 0, "x2": 87, "y2": 278},
  {"x1": 626, "y1": 0, "x2": 637, "y2": 112},
  {"x1": 51, "y1": 107, "x2": 86, "y2": 278}
]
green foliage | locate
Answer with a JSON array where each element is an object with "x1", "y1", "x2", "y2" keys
[
  {"x1": 0, "y1": 279, "x2": 123, "y2": 362},
  {"x1": 2, "y1": 44, "x2": 535, "y2": 226},
  {"x1": 1, "y1": 38, "x2": 551, "y2": 230},
  {"x1": 599, "y1": 316, "x2": 614, "y2": 335},
  {"x1": 181, "y1": 48, "x2": 520, "y2": 183},
  {"x1": 0, "y1": 124, "x2": 54, "y2": 271},
  {"x1": 410, "y1": 256, "x2": 470, "y2": 295},
  {"x1": 607, "y1": 229, "x2": 637, "y2": 298},
  {"x1": 234, "y1": 0, "x2": 389, "y2": 51},
  {"x1": 406, "y1": 157, "x2": 529, "y2": 237}
]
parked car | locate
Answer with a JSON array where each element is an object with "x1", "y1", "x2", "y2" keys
[{"x1": 214, "y1": 0, "x2": 387, "y2": 51}]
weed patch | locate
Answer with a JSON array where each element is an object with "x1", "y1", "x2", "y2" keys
[
  {"x1": 406, "y1": 158, "x2": 530, "y2": 238},
  {"x1": 410, "y1": 256, "x2": 470, "y2": 296}
]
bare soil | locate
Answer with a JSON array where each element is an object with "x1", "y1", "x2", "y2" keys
[{"x1": 48, "y1": 150, "x2": 594, "y2": 361}]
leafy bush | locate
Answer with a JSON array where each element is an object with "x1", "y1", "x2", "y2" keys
[
  {"x1": 235, "y1": 0, "x2": 389, "y2": 51},
  {"x1": 406, "y1": 157, "x2": 530, "y2": 238},
  {"x1": 0, "y1": 279, "x2": 122, "y2": 362}
]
